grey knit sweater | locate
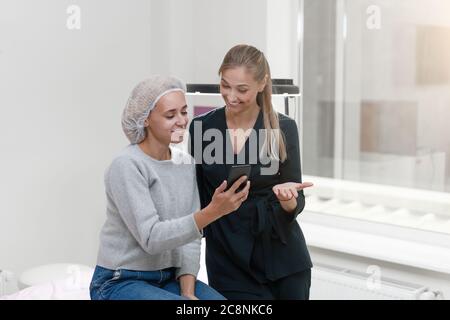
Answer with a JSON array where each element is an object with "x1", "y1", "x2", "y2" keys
[{"x1": 96, "y1": 144, "x2": 202, "y2": 278}]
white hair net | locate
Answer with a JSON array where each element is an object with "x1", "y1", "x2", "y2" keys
[{"x1": 121, "y1": 75, "x2": 186, "y2": 144}]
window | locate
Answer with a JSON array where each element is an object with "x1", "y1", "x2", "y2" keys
[{"x1": 301, "y1": 0, "x2": 450, "y2": 235}]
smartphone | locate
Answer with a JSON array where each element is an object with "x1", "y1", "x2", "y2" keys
[{"x1": 226, "y1": 165, "x2": 251, "y2": 193}]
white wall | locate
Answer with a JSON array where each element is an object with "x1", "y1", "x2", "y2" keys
[
  {"x1": 149, "y1": 0, "x2": 267, "y2": 83},
  {"x1": 0, "y1": 0, "x2": 151, "y2": 277},
  {"x1": 266, "y1": 0, "x2": 300, "y2": 80},
  {"x1": 148, "y1": 0, "x2": 299, "y2": 83}
]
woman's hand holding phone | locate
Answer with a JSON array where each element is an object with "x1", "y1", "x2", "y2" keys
[
  {"x1": 209, "y1": 176, "x2": 250, "y2": 217},
  {"x1": 194, "y1": 176, "x2": 250, "y2": 231}
]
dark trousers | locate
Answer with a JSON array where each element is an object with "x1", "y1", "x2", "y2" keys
[{"x1": 217, "y1": 268, "x2": 311, "y2": 300}]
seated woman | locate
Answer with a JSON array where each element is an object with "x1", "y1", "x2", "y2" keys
[{"x1": 90, "y1": 75, "x2": 250, "y2": 300}]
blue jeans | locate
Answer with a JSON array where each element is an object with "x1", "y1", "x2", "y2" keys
[{"x1": 89, "y1": 265, "x2": 226, "y2": 300}]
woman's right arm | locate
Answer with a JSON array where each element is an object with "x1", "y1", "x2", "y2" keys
[{"x1": 107, "y1": 157, "x2": 249, "y2": 255}]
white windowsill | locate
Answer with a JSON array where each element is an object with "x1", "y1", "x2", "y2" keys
[
  {"x1": 299, "y1": 211, "x2": 450, "y2": 275},
  {"x1": 302, "y1": 175, "x2": 450, "y2": 218}
]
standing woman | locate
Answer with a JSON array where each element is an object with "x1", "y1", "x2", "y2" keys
[
  {"x1": 189, "y1": 45, "x2": 314, "y2": 300},
  {"x1": 90, "y1": 75, "x2": 249, "y2": 300}
]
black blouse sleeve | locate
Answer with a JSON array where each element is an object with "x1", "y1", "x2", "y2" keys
[{"x1": 273, "y1": 118, "x2": 306, "y2": 223}]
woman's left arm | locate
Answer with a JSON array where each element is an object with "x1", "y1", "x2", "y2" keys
[
  {"x1": 175, "y1": 171, "x2": 202, "y2": 296},
  {"x1": 273, "y1": 119, "x2": 313, "y2": 221}
]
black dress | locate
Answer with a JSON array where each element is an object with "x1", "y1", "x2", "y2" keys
[{"x1": 189, "y1": 106, "x2": 313, "y2": 299}]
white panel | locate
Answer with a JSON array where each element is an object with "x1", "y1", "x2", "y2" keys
[
  {"x1": 0, "y1": 0, "x2": 151, "y2": 276},
  {"x1": 310, "y1": 263, "x2": 442, "y2": 300}
]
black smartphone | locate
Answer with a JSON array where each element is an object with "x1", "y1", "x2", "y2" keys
[{"x1": 226, "y1": 165, "x2": 251, "y2": 193}]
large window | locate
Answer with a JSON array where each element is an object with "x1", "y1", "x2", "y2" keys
[{"x1": 302, "y1": 0, "x2": 450, "y2": 235}]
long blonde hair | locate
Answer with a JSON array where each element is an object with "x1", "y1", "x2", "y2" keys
[{"x1": 219, "y1": 44, "x2": 287, "y2": 162}]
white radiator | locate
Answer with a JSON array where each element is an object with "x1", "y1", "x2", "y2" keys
[{"x1": 310, "y1": 263, "x2": 444, "y2": 300}]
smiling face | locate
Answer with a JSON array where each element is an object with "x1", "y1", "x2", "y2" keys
[
  {"x1": 145, "y1": 90, "x2": 188, "y2": 144},
  {"x1": 220, "y1": 66, "x2": 266, "y2": 113}
]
